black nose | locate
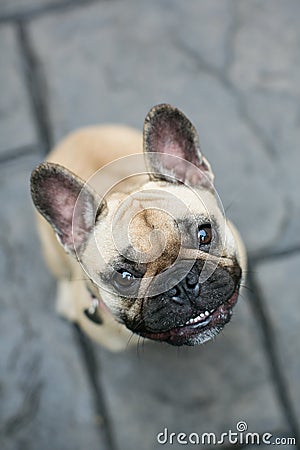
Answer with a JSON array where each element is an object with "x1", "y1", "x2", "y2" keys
[{"x1": 165, "y1": 272, "x2": 200, "y2": 305}]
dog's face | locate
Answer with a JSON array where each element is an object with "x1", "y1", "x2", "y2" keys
[{"x1": 31, "y1": 104, "x2": 243, "y2": 346}]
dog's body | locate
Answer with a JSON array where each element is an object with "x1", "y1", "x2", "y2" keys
[
  {"x1": 31, "y1": 105, "x2": 246, "y2": 351},
  {"x1": 36, "y1": 125, "x2": 144, "y2": 350}
]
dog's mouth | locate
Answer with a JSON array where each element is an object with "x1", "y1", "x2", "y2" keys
[{"x1": 138, "y1": 290, "x2": 239, "y2": 346}]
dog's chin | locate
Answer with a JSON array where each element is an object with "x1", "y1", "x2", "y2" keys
[{"x1": 136, "y1": 290, "x2": 239, "y2": 347}]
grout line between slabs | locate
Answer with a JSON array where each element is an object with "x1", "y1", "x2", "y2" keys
[
  {"x1": 0, "y1": 144, "x2": 40, "y2": 165},
  {"x1": 16, "y1": 20, "x2": 53, "y2": 156},
  {"x1": 246, "y1": 258, "x2": 300, "y2": 449},
  {"x1": 0, "y1": 0, "x2": 107, "y2": 24},
  {"x1": 73, "y1": 324, "x2": 118, "y2": 450},
  {"x1": 13, "y1": 13, "x2": 117, "y2": 450}
]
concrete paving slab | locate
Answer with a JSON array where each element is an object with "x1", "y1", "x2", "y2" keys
[
  {"x1": 0, "y1": 0, "x2": 64, "y2": 17},
  {"x1": 0, "y1": 26, "x2": 37, "y2": 155},
  {"x1": 0, "y1": 156, "x2": 107, "y2": 450},
  {"x1": 255, "y1": 254, "x2": 300, "y2": 429},
  {"x1": 1, "y1": 1, "x2": 298, "y2": 449},
  {"x1": 170, "y1": 0, "x2": 234, "y2": 71},
  {"x1": 239, "y1": 91, "x2": 300, "y2": 252},
  {"x1": 229, "y1": 0, "x2": 300, "y2": 251},
  {"x1": 27, "y1": 0, "x2": 287, "y2": 253},
  {"x1": 95, "y1": 296, "x2": 287, "y2": 450},
  {"x1": 230, "y1": 0, "x2": 300, "y2": 95}
]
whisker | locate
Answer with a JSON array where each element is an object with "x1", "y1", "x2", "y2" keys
[
  {"x1": 224, "y1": 201, "x2": 235, "y2": 214},
  {"x1": 136, "y1": 336, "x2": 143, "y2": 360},
  {"x1": 141, "y1": 337, "x2": 146, "y2": 354},
  {"x1": 130, "y1": 317, "x2": 145, "y2": 332},
  {"x1": 240, "y1": 283, "x2": 255, "y2": 294},
  {"x1": 126, "y1": 332, "x2": 136, "y2": 349},
  {"x1": 237, "y1": 291, "x2": 248, "y2": 302}
]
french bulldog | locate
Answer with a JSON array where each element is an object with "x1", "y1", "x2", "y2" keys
[{"x1": 30, "y1": 104, "x2": 246, "y2": 351}]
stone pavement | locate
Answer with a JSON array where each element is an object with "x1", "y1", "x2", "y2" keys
[{"x1": 0, "y1": 1, "x2": 299, "y2": 449}]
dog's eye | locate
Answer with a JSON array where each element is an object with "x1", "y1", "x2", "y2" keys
[
  {"x1": 113, "y1": 270, "x2": 136, "y2": 288},
  {"x1": 198, "y1": 224, "x2": 212, "y2": 246}
]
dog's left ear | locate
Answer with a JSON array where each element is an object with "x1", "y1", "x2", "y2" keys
[{"x1": 143, "y1": 104, "x2": 214, "y2": 188}]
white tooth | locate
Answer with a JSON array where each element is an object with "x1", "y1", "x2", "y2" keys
[
  {"x1": 200, "y1": 313, "x2": 205, "y2": 318},
  {"x1": 205, "y1": 311, "x2": 209, "y2": 317},
  {"x1": 88, "y1": 298, "x2": 99, "y2": 314}
]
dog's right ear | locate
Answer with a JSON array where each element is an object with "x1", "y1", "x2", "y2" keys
[
  {"x1": 30, "y1": 162, "x2": 103, "y2": 257},
  {"x1": 143, "y1": 104, "x2": 214, "y2": 188}
]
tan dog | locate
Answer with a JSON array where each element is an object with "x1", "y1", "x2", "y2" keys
[{"x1": 31, "y1": 104, "x2": 246, "y2": 351}]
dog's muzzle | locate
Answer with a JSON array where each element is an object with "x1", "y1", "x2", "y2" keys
[{"x1": 128, "y1": 258, "x2": 242, "y2": 346}]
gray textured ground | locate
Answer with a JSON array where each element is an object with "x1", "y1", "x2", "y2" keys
[{"x1": 0, "y1": 1, "x2": 299, "y2": 449}]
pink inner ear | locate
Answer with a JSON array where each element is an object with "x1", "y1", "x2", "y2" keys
[
  {"x1": 149, "y1": 121, "x2": 204, "y2": 183},
  {"x1": 44, "y1": 178, "x2": 93, "y2": 251},
  {"x1": 159, "y1": 153, "x2": 206, "y2": 186},
  {"x1": 159, "y1": 141, "x2": 186, "y2": 168},
  {"x1": 152, "y1": 119, "x2": 192, "y2": 159},
  {"x1": 144, "y1": 105, "x2": 214, "y2": 187},
  {"x1": 160, "y1": 140, "x2": 185, "y2": 159},
  {"x1": 54, "y1": 187, "x2": 77, "y2": 224}
]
